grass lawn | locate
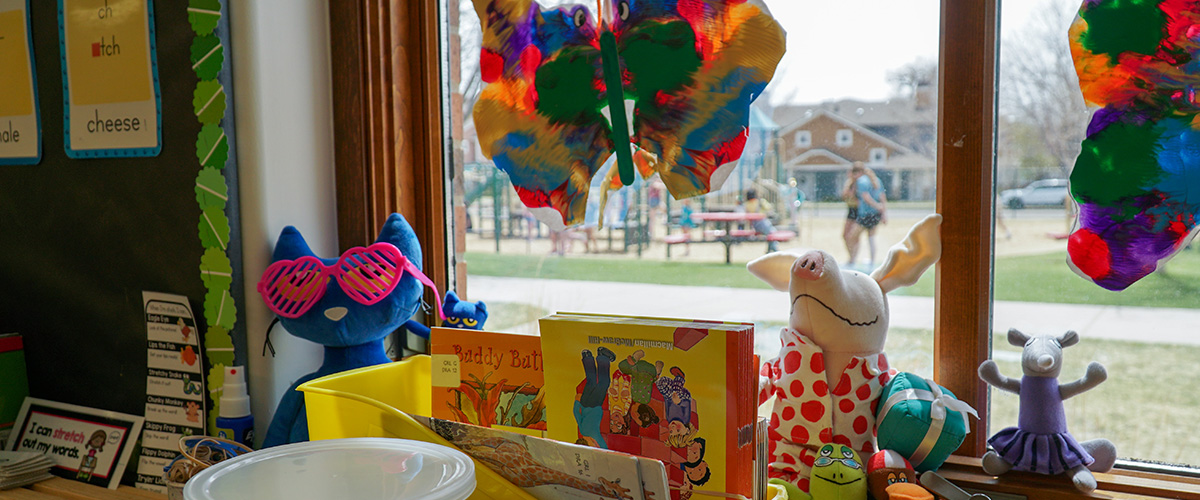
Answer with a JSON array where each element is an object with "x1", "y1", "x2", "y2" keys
[
  {"x1": 464, "y1": 251, "x2": 773, "y2": 289},
  {"x1": 484, "y1": 302, "x2": 550, "y2": 331},
  {"x1": 466, "y1": 248, "x2": 1200, "y2": 308},
  {"x1": 896, "y1": 247, "x2": 1200, "y2": 308}
]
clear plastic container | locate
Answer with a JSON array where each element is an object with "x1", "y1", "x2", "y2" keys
[{"x1": 183, "y1": 438, "x2": 475, "y2": 500}]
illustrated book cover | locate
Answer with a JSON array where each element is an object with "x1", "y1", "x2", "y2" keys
[
  {"x1": 430, "y1": 327, "x2": 546, "y2": 434},
  {"x1": 539, "y1": 313, "x2": 756, "y2": 500}
]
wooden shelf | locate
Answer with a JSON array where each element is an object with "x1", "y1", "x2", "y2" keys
[
  {"x1": 939, "y1": 455, "x2": 1200, "y2": 500},
  {"x1": 0, "y1": 479, "x2": 164, "y2": 500}
]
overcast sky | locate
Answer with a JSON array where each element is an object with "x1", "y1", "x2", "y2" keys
[
  {"x1": 461, "y1": 0, "x2": 1081, "y2": 104},
  {"x1": 759, "y1": 0, "x2": 1080, "y2": 103}
]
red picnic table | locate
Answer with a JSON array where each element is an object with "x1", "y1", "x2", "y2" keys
[{"x1": 671, "y1": 211, "x2": 792, "y2": 264}]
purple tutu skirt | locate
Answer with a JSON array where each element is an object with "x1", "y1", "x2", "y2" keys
[{"x1": 989, "y1": 427, "x2": 1094, "y2": 475}]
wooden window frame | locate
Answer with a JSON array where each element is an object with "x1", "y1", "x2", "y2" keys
[
  {"x1": 327, "y1": 0, "x2": 1199, "y2": 496},
  {"x1": 328, "y1": 0, "x2": 449, "y2": 310}
]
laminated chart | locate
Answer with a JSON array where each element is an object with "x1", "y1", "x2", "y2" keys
[
  {"x1": 0, "y1": 0, "x2": 40, "y2": 165},
  {"x1": 57, "y1": 0, "x2": 160, "y2": 157},
  {"x1": 137, "y1": 292, "x2": 205, "y2": 494}
]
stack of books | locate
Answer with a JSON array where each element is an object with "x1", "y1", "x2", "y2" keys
[
  {"x1": 428, "y1": 314, "x2": 769, "y2": 499},
  {"x1": 0, "y1": 451, "x2": 54, "y2": 490}
]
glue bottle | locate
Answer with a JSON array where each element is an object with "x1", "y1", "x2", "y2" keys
[{"x1": 215, "y1": 365, "x2": 254, "y2": 448}]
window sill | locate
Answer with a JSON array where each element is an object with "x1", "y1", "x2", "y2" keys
[{"x1": 938, "y1": 456, "x2": 1200, "y2": 499}]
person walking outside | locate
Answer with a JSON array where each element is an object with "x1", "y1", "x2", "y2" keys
[
  {"x1": 841, "y1": 166, "x2": 863, "y2": 264},
  {"x1": 849, "y1": 164, "x2": 887, "y2": 269}
]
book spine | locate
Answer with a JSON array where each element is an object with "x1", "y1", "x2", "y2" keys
[
  {"x1": 742, "y1": 327, "x2": 755, "y2": 497},
  {"x1": 725, "y1": 328, "x2": 755, "y2": 498}
]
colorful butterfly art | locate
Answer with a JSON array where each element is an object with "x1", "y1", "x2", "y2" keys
[
  {"x1": 471, "y1": 0, "x2": 786, "y2": 227},
  {"x1": 1067, "y1": 0, "x2": 1200, "y2": 290}
]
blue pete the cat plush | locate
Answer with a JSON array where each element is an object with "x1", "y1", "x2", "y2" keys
[
  {"x1": 403, "y1": 291, "x2": 488, "y2": 338},
  {"x1": 257, "y1": 213, "x2": 441, "y2": 447}
]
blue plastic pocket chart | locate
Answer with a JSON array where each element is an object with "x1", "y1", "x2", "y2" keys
[
  {"x1": 0, "y1": 0, "x2": 41, "y2": 165},
  {"x1": 58, "y1": 0, "x2": 161, "y2": 158}
]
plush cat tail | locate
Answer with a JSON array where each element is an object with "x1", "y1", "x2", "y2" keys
[
  {"x1": 747, "y1": 250, "x2": 808, "y2": 292},
  {"x1": 377, "y1": 213, "x2": 423, "y2": 270},
  {"x1": 272, "y1": 226, "x2": 316, "y2": 261},
  {"x1": 871, "y1": 214, "x2": 942, "y2": 294}
]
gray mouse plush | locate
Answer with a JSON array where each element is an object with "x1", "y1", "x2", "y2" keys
[{"x1": 977, "y1": 329, "x2": 1117, "y2": 493}]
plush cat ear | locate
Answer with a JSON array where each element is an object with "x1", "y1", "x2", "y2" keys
[
  {"x1": 377, "y1": 213, "x2": 423, "y2": 270},
  {"x1": 271, "y1": 226, "x2": 317, "y2": 261},
  {"x1": 444, "y1": 291, "x2": 461, "y2": 308}
]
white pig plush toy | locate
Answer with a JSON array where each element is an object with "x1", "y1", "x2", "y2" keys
[{"x1": 750, "y1": 214, "x2": 942, "y2": 493}]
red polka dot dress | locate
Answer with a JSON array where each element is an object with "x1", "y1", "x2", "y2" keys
[{"x1": 759, "y1": 328, "x2": 895, "y2": 492}]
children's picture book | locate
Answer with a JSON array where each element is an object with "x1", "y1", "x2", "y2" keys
[
  {"x1": 430, "y1": 327, "x2": 546, "y2": 434},
  {"x1": 413, "y1": 415, "x2": 669, "y2": 500},
  {"x1": 540, "y1": 313, "x2": 757, "y2": 500}
]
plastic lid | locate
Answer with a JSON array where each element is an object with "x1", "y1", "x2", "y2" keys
[
  {"x1": 184, "y1": 438, "x2": 476, "y2": 500},
  {"x1": 218, "y1": 366, "x2": 251, "y2": 418}
]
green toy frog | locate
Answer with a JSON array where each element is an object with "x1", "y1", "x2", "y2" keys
[{"x1": 809, "y1": 444, "x2": 867, "y2": 500}]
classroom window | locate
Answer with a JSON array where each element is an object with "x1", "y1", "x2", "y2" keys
[
  {"x1": 338, "y1": 0, "x2": 1200, "y2": 495},
  {"x1": 441, "y1": 0, "x2": 941, "y2": 390},
  {"x1": 992, "y1": 0, "x2": 1200, "y2": 470}
]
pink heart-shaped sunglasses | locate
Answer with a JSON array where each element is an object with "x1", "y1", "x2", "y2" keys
[{"x1": 257, "y1": 242, "x2": 444, "y2": 320}]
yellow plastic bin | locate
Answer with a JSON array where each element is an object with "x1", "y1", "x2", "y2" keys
[{"x1": 298, "y1": 355, "x2": 534, "y2": 500}]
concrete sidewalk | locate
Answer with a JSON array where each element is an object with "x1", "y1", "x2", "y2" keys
[{"x1": 470, "y1": 276, "x2": 1200, "y2": 346}]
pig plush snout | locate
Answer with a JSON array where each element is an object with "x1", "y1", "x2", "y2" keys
[
  {"x1": 1037, "y1": 355, "x2": 1055, "y2": 370},
  {"x1": 793, "y1": 251, "x2": 825, "y2": 281}
]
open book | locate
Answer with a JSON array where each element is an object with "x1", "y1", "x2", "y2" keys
[{"x1": 413, "y1": 415, "x2": 668, "y2": 500}]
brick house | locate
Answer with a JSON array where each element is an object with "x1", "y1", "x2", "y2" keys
[{"x1": 773, "y1": 105, "x2": 936, "y2": 201}]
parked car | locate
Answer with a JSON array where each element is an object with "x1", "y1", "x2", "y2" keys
[{"x1": 999, "y1": 179, "x2": 1069, "y2": 209}]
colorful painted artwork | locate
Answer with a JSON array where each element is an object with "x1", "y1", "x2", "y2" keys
[
  {"x1": 1068, "y1": 0, "x2": 1200, "y2": 290},
  {"x1": 471, "y1": 0, "x2": 785, "y2": 227}
]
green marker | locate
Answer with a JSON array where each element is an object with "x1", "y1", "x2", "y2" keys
[{"x1": 599, "y1": 31, "x2": 634, "y2": 186}]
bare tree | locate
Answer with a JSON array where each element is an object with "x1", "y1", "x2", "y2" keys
[
  {"x1": 998, "y1": 0, "x2": 1090, "y2": 179},
  {"x1": 886, "y1": 58, "x2": 937, "y2": 102}
]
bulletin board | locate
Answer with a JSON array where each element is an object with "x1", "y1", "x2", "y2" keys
[{"x1": 0, "y1": 0, "x2": 246, "y2": 439}]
